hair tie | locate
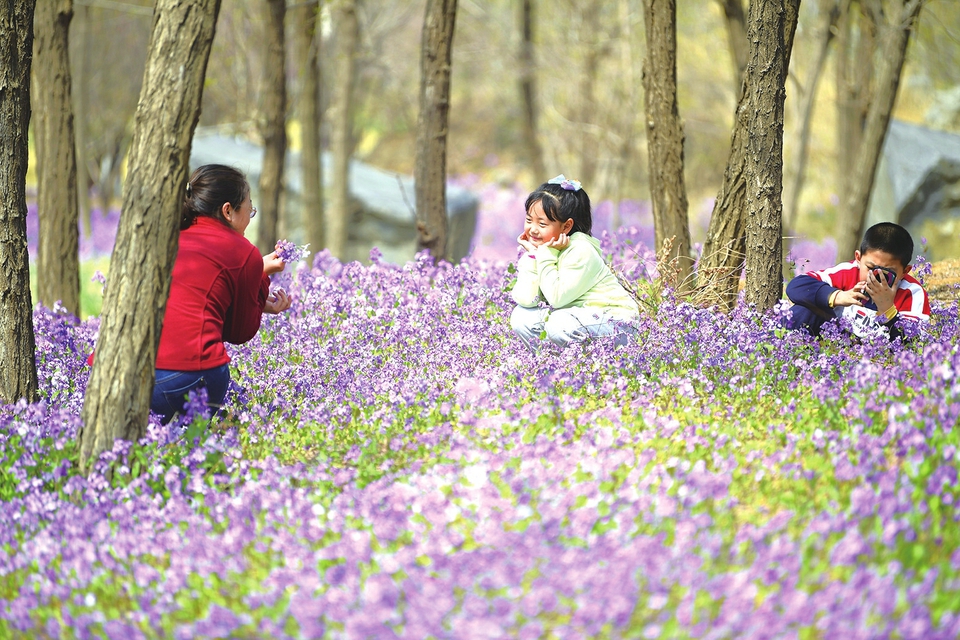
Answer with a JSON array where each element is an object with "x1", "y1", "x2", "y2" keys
[
  {"x1": 185, "y1": 182, "x2": 193, "y2": 197},
  {"x1": 547, "y1": 174, "x2": 581, "y2": 191}
]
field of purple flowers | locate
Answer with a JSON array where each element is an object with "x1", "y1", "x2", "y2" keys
[{"x1": 5, "y1": 185, "x2": 960, "y2": 638}]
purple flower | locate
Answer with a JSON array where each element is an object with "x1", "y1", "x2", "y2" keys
[{"x1": 275, "y1": 239, "x2": 309, "y2": 263}]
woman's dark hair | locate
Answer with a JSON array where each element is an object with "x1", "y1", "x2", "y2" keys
[
  {"x1": 524, "y1": 180, "x2": 593, "y2": 236},
  {"x1": 860, "y1": 221, "x2": 914, "y2": 268},
  {"x1": 182, "y1": 164, "x2": 249, "y2": 230}
]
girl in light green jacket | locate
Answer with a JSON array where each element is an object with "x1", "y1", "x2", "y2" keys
[{"x1": 511, "y1": 175, "x2": 639, "y2": 349}]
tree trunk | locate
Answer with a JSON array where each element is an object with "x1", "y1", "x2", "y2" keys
[
  {"x1": 835, "y1": 0, "x2": 876, "y2": 224},
  {"x1": 0, "y1": 0, "x2": 39, "y2": 404},
  {"x1": 256, "y1": 0, "x2": 287, "y2": 255},
  {"x1": 79, "y1": 0, "x2": 220, "y2": 474},
  {"x1": 327, "y1": 0, "x2": 358, "y2": 260},
  {"x1": 743, "y1": 0, "x2": 792, "y2": 311},
  {"x1": 518, "y1": 0, "x2": 544, "y2": 180},
  {"x1": 33, "y1": 0, "x2": 81, "y2": 317},
  {"x1": 294, "y1": 0, "x2": 324, "y2": 254},
  {"x1": 415, "y1": 0, "x2": 457, "y2": 262},
  {"x1": 716, "y1": 0, "x2": 749, "y2": 92},
  {"x1": 642, "y1": 0, "x2": 692, "y2": 288},
  {"x1": 72, "y1": 0, "x2": 91, "y2": 235},
  {"x1": 576, "y1": 9, "x2": 601, "y2": 189},
  {"x1": 698, "y1": 0, "x2": 800, "y2": 311},
  {"x1": 784, "y1": 0, "x2": 839, "y2": 236},
  {"x1": 835, "y1": 0, "x2": 922, "y2": 260}
]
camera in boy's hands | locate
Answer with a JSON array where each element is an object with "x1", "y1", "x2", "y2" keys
[
  {"x1": 873, "y1": 267, "x2": 896, "y2": 288},
  {"x1": 862, "y1": 266, "x2": 896, "y2": 303}
]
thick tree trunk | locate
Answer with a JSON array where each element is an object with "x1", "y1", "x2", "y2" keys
[
  {"x1": 835, "y1": 0, "x2": 922, "y2": 260},
  {"x1": 257, "y1": 0, "x2": 287, "y2": 255},
  {"x1": 33, "y1": 0, "x2": 81, "y2": 317},
  {"x1": 79, "y1": 0, "x2": 220, "y2": 474},
  {"x1": 327, "y1": 0, "x2": 358, "y2": 260},
  {"x1": 743, "y1": 0, "x2": 792, "y2": 311},
  {"x1": 716, "y1": 0, "x2": 748, "y2": 92},
  {"x1": 295, "y1": 0, "x2": 324, "y2": 254},
  {"x1": 642, "y1": 0, "x2": 692, "y2": 288},
  {"x1": 0, "y1": 0, "x2": 39, "y2": 404},
  {"x1": 415, "y1": 0, "x2": 457, "y2": 262},
  {"x1": 698, "y1": 0, "x2": 800, "y2": 311},
  {"x1": 518, "y1": 0, "x2": 544, "y2": 180}
]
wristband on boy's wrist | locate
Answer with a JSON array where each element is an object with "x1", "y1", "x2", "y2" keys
[
  {"x1": 828, "y1": 290, "x2": 839, "y2": 308},
  {"x1": 877, "y1": 305, "x2": 898, "y2": 324}
]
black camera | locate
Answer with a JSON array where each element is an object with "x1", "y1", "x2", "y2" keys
[{"x1": 873, "y1": 267, "x2": 896, "y2": 288}]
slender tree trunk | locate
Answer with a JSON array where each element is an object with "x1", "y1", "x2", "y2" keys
[
  {"x1": 716, "y1": 0, "x2": 749, "y2": 92},
  {"x1": 611, "y1": 0, "x2": 640, "y2": 231},
  {"x1": 0, "y1": 0, "x2": 39, "y2": 404},
  {"x1": 743, "y1": 0, "x2": 793, "y2": 311},
  {"x1": 72, "y1": 0, "x2": 91, "y2": 235},
  {"x1": 295, "y1": 0, "x2": 324, "y2": 254},
  {"x1": 698, "y1": 0, "x2": 800, "y2": 311},
  {"x1": 835, "y1": 0, "x2": 875, "y2": 218},
  {"x1": 835, "y1": 0, "x2": 923, "y2": 260},
  {"x1": 518, "y1": 0, "x2": 544, "y2": 180},
  {"x1": 643, "y1": 0, "x2": 692, "y2": 288},
  {"x1": 33, "y1": 0, "x2": 81, "y2": 317},
  {"x1": 784, "y1": 0, "x2": 839, "y2": 235},
  {"x1": 577, "y1": 13, "x2": 600, "y2": 188},
  {"x1": 80, "y1": 0, "x2": 220, "y2": 474},
  {"x1": 257, "y1": 0, "x2": 287, "y2": 255},
  {"x1": 327, "y1": 0, "x2": 358, "y2": 260},
  {"x1": 415, "y1": 0, "x2": 457, "y2": 262}
]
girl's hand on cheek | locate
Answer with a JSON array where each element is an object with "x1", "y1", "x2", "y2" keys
[
  {"x1": 517, "y1": 233, "x2": 537, "y2": 253},
  {"x1": 547, "y1": 233, "x2": 569, "y2": 250}
]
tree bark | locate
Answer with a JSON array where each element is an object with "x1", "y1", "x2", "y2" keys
[
  {"x1": 835, "y1": 0, "x2": 922, "y2": 260},
  {"x1": 715, "y1": 0, "x2": 749, "y2": 92},
  {"x1": 415, "y1": 0, "x2": 457, "y2": 262},
  {"x1": 79, "y1": 0, "x2": 220, "y2": 474},
  {"x1": 0, "y1": 0, "x2": 39, "y2": 404},
  {"x1": 33, "y1": 0, "x2": 81, "y2": 317},
  {"x1": 294, "y1": 0, "x2": 324, "y2": 254},
  {"x1": 698, "y1": 0, "x2": 800, "y2": 311},
  {"x1": 518, "y1": 0, "x2": 545, "y2": 180},
  {"x1": 256, "y1": 0, "x2": 287, "y2": 255},
  {"x1": 327, "y1": 0, "x2": 358, "y2": 260},
  {"x1": 642, "y1": 0, "x2": 692, "y2": 288},
  {"x1": 743, "y1": 0, "x2": 792, "y2": 311}
]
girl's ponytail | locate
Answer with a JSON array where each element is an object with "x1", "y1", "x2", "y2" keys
[{"x1": 180, "y1": 164, "x2": 249, "y2": 231}]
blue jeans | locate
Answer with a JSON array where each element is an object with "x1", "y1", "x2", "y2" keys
[{"x1": 151, "y1": 364, "x2": 230, "y2": 424}]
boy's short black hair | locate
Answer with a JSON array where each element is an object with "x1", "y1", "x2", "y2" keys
[
  {"x1": 525, "y1": 182, "x2": 593, "y2": 236},
  {"x1": 860, "y1": 222, "x2": 914, "y2": 269}
]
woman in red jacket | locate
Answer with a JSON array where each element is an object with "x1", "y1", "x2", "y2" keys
[{"x1": 151, "y1": 164, "x2": 292, "y2": 423}]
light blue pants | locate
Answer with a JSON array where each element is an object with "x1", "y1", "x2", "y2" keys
[{"x1": 510, "y1": 305, "x2": 636, "y2": 350}]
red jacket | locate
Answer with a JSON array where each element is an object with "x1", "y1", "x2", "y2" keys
[{"x1": 155, "y1": 216, "x2": 269, "y2": 370}]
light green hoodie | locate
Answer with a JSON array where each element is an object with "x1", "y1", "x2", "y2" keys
[{"x1": 511, "y1": 232, "x2": 639, "y2": 319}]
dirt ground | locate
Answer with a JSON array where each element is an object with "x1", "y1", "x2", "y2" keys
[{"x1": 928, "y1": 260, "x2": 960, "y2": 303}]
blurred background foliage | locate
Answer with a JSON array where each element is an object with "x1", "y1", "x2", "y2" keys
[{"x1": 58, "y1": 0, "x2": 960, "y2": 251}]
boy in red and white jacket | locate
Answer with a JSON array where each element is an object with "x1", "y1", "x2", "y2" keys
[{"x1": 785, "y1": 222, "x2": 930, "y2": 340}]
